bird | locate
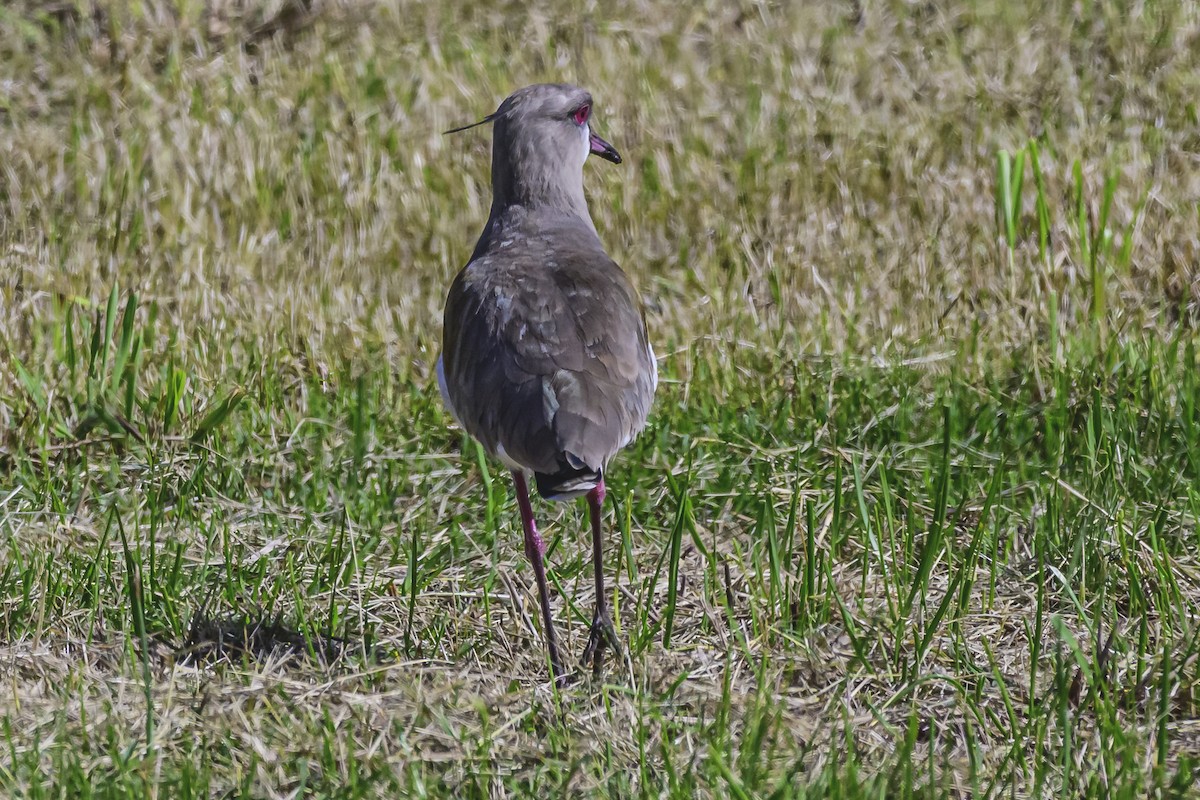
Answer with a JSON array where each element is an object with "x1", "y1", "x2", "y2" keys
[{"x1": 437, "y1": 84, "x2": 656, "y2": 685}]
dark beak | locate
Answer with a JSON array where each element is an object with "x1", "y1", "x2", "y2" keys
[{"x1": 588, "y1": 131, "x2": 622, "y2": 164}]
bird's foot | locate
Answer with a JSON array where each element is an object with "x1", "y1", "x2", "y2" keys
[{"x1": 580, "y1": 607, "x2": 622, "y2": 677}]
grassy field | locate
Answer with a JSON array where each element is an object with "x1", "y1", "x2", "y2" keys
[{"x1": 2, "y1": 0, "x2": 1200, "y2": 796}]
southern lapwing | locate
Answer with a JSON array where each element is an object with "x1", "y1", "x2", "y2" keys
[{"x1": 438, "y1": 84, "x2": 656, "y2": 684}]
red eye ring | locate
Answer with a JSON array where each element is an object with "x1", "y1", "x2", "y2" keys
[{"x1": 573, "y1": 104, "x2": 591, "y2": 125}]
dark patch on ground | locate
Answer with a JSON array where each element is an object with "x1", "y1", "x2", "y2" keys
[{"x1": 177, "y1": 611, "x2": 366, "y2": 668}]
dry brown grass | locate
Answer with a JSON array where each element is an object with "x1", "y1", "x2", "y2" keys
[
  {"x1": 3, "y1": 1, "x2": 1198, "y2": 370},
  {"x1": 2, "y1": 0, "x2": 1200, "y2": 796}
]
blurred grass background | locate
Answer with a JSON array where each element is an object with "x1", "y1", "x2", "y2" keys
[{"x1": 1, "y1": 0, "x2": 1199, "y2": 797}]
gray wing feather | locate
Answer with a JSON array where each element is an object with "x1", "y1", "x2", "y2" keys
[{"x1": 442, "y1": 240, "x2": 654, "y2": 475}]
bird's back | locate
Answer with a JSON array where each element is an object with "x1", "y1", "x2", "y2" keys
[{"x1": 441, "y1": 214, "x2": 655, "y2": 498}]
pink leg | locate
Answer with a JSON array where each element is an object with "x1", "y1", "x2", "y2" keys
[
  {"x1": 581, "y1": 479, "x2": 621, "y2": 676},
  {"x1": 512, "y1": 471, "x2": 563, "y2": 684}
]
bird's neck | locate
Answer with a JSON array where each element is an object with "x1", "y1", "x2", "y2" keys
[
  {"x1": 472, "y1": 201, "x2": 602, "y2": 262},
  {"x1": 491, "y1": 169, "x2": 592, "y2": 221},
  {"x1": 474, "y1": 164, "x2": 600, "y2": 259},
  {"x1": 488, "y1": 131, "x2": 595, "y2": 222}
]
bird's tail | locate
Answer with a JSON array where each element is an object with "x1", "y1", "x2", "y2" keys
[{"x1": 534, "y1": 463, "x2": 602, "y2": 501}]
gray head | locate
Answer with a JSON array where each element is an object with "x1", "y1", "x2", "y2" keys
[{"x1": 448, "y1": 83, "x2": 621, "y2": 221}]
